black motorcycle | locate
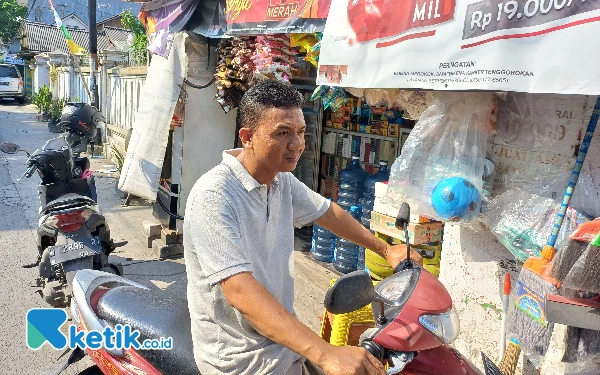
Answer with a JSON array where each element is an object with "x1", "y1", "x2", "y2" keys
[{"x1": 0, "y1": 103, "x2": 126, "y2": 307}]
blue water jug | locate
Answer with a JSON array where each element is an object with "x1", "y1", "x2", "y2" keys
[
  {"x1": 333, "y1": 206, "x2": 361, "y2": 273},
  {"x1": 311, "y1": 224, "x2": 336, "y2": 263},
  {"x1": 337, "y1": 156, "x2": 369, "y2": 211},
  {"x1": 361, "y1": 161, "x2": 389, "y2": 228}
]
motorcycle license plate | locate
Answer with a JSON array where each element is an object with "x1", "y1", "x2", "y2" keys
[{"x1": 49, "y1": 236, "x2": 102, "y2": 265}]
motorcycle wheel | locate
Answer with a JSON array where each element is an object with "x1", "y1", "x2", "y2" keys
[{"x1": 78, "y1": 365, "x2": 103, "y2": 375}]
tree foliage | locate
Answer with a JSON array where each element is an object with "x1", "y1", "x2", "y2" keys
[
  {"x1": 121, "y1": 10, "x2": 148, "y2": 66},
  {"x1": 0, "y1": 0, "x2": 27, "y2": 45}
]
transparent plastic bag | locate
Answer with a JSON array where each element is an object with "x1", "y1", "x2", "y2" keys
[
  {"x1": 484, "y1": 171, "x2": 586, "y2": 262},
  {"x1": 383, "y1": 92, "x2": 492, "y2": 223}
]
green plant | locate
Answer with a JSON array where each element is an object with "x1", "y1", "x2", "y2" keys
[
  {"x1": 111, "y1": 145, "x2": 125, "y2": 172},
  {"x1": 32, "y1": 85, "x2": 53, "y2": 114},
  {"x1": 121, "y1": 10, "x2": 148, "y2": 66},
  {"x1": 49, "y1": 97, "x2": 68, "y2": 121},
  {"x1": 49, "y1": 65, "x2": 58, "y2": 85}
]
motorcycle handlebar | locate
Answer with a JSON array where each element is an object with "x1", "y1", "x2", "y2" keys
[{"x1": 24, "y1": 164, "x2": 36, "y2": 178}]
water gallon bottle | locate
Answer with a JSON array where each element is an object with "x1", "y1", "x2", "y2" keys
[
  {"x1": 361, "y1": 161, "x2": 389, "y2": 228},
  {"x1": 333, "y1": 206, "x2": 361, "y2": 273},
  {"x1": 311, "y1": 225, "x2": 337, "y2": 263},
  {"x1": 337, "y1": 156, "x2": 369, "y2": 211}
]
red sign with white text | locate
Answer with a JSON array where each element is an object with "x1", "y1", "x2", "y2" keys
[{"x1": 225, "y1": 0, "x2": 331, "y2": 34}]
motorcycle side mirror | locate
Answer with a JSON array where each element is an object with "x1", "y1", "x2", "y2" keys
[
  {"x1": 324, "y1": 271, "x2": 374, "y2": 314},
  {"x1": 0, "y1": 142, "x2": 30, "y2": 156}
]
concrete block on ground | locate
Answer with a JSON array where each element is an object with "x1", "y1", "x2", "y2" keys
[
  {"x1": 161, "y1": 228, "x2": 182, "y2": 245},
  {"x1": 142, "y1": 221, "x2": 162, "y2": 248},
  {"x1": 152, "y1": 238, "x2": 184, "y2": 259}
]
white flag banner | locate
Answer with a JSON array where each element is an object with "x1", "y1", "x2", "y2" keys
[{"x1": 317, "y1": 0, "x2": 600, "y2": 94}]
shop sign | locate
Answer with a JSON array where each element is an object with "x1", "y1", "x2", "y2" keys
[
  {"x1": 226, "y1": 0, "x2": 331, "y2": 34},
  {"x1": 318, "y1": 0, "x2": 600, "y2": 94},
  {"x1": 1, "y1": 54, "x2": 24, "y2": 65}
]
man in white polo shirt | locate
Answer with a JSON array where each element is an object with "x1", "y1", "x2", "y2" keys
[{"x1": 184, "y1": 80, "x2": 421, "y2": 375}]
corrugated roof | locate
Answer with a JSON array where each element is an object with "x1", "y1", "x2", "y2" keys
[{"x1": 22, "y1": 21, "x2": 132, "y2": 54}]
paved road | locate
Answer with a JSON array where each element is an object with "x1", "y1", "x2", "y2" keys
[
  {"x1": 0, "y1": 99, "x2": 180, "y2": 374},
  {"x1": 0, "y1": 98, "x2": 334, "y2": 374}
]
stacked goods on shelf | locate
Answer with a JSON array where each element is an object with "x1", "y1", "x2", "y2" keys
[
  {"x1": 366, "y1": 182, "x2": 444, "y2": 279},
  {"x1": 326, "y1": 98, "x2": 412, "y2": 137},
  {"x1": 321, "y1": 132, "x2": 397, "y2": 166}
]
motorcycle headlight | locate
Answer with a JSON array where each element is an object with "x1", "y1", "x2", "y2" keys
[
  {"x1": 372, "y1": 269, "x2": 419, "y2": 321},
  {"x1": 418, "y1": 307, "x2": 460, "y2": 344},
  {"x1": 375, "y1": 268, "x2": 415, "y2": 304}
]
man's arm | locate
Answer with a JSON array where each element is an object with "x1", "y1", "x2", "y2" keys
[
  {"x1": 220, "y1": 272, "x2": 386, "y2": 375},
  {"x1": 315, "y1": 202, "x2": 422, "y2": 269}
]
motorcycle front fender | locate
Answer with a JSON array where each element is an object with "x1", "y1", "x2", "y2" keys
[{"x1": 401, "y1": 345, "x2": 483, "y2": 375}]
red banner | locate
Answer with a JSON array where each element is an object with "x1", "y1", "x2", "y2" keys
[
  {"x1": 226, "y1": 0, "x2": 331, "y2": 34},
  {"x1": 347, "y1": 0, "x2": 455, "y2": 44}
]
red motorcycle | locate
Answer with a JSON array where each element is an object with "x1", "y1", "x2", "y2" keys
[
  {"x1": 324, "y1": 203, "x2": 482, "y2": 374},
  {"x1": 46, "y1": 203, "x2": 482, "y2": 375}
]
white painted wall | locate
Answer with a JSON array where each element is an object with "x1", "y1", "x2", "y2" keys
[
  {"x1": 61, "y1": 15, "x2": 87, "y2": 29},
  {"x1": 179, "y1": 42, "x2": 237, "y2": 232}
]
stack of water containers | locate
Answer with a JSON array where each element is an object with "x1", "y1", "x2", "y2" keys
[
  {"x1": 360, "y1": 161, "x2": 390, "y2": 229},
  {"x1": 311, "y1": 199, "x2": 336, "y2": 262},
  {"x1": 333, "y1": 157, "x2": 369, "y2": 273}
]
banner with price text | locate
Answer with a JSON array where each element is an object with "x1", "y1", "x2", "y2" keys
[{"x1": 317, "y1": 0, "x2": 600, "y2": 94}]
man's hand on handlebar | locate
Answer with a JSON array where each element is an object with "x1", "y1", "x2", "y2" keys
[
  {"x1": 318, "y1": 345, "x2": 387, "y2": 375},
  {"x1": 385, "y1": 244, "x2": 423, "y2": 269}
]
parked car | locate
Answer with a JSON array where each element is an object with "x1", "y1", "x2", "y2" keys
[{"x1": 0, "y1": 64, "x2": 25, "y2": 104}]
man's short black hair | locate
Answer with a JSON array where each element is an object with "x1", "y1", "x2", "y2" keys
[{"x1": 239, "y1": 80, "x2": 303, "y2": 130}]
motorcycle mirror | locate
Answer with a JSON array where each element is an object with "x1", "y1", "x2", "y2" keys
[
  {"x1": 324, "y1": 271, "x2": 374, "y2": 314},
  {"x1": 0, "y1": 142, "x2": 20, "y2": 154}
]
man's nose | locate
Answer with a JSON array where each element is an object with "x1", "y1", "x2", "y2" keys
[{"x1": 288, "y1": 133, "x2": 305, "y2": 151}]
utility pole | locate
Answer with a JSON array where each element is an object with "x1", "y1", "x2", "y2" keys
[{"x1": 88, "y1": 0, "x2": 99, "y2": 108}]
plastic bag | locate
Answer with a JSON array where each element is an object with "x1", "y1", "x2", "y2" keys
[{"x1": 383, "y1": 92, "x2": 492, "y2": 223}]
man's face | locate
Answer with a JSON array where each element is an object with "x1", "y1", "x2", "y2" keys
[{"x1": 248, "y1": 107, "x2": 306, "y2": 173}]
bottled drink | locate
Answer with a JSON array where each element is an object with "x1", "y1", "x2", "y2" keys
[
  {"x1": 333, "y1": 206, "x2": 361, "y2": 273},
  {"x1": 311, "y1": 224, "x2": 336, "y2": 263},
  {"x1": 337, "y1": 156, "x2": 369, "y2": 211},
  {"x1": 361, "y1": 161, "x2": 389, "y2": 228}
]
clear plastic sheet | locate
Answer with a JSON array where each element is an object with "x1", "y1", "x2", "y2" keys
[{"x1": 382, "y1": 92, "x2": 492, "y2": 223}]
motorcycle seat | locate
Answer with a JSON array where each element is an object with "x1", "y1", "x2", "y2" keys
[
  {"x1": 41, "y1": 193, "x2": 97, "y2": 215},
  {"x1": 97, "y1": 285, "x2": 201, "y2": 375}
]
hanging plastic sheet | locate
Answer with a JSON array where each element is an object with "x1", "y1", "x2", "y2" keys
[
  {"x1": 139, "y1": 0, "x2": 200, "y2": 58},
  {"x1": 225, "y1": 0, "x2": 332, "y2": 35},
  {"x1": 382, "y1": 92, "x2": 492, "y2": 223}
]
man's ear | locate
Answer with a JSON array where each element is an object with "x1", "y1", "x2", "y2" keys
[{"x1": 239, "y1": 127, "x2": 253, "y2": 148}]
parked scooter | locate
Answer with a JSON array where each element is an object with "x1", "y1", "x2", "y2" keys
[
  {"x1": 46, "y1": 204, "x2": 481, "y2": 375},
  {"x1": 0, "y1": 104, "x2": 125, "y2": 308},
  {"x1": 325, "y1": 203, "x2": 482, "y2": 374}
]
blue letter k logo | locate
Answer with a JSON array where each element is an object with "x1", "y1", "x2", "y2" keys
[{"x1": 27, "y1": 309, "x2": 68, "y2": 350}]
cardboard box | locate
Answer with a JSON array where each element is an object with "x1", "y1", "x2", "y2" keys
[
  {"x1": 374, "y1": 182, "x2": 388, "y2": 197},
  {"x1": 370, "y1": 211, "x2": 443, "y2": 244},
  {"x1": 373, "y1": 198, "x2": 434, "y2": 224},
  {"x1": 389, "y1": 124, "x2": 400, "y2": 137}
]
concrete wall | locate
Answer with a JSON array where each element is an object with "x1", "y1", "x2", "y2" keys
[
  {"x1": 100, "y1": 66, "x2": 147, "y2": 130},
  {"x1": 179, "y1": 41, "x2": 237, "y2": 231}
]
